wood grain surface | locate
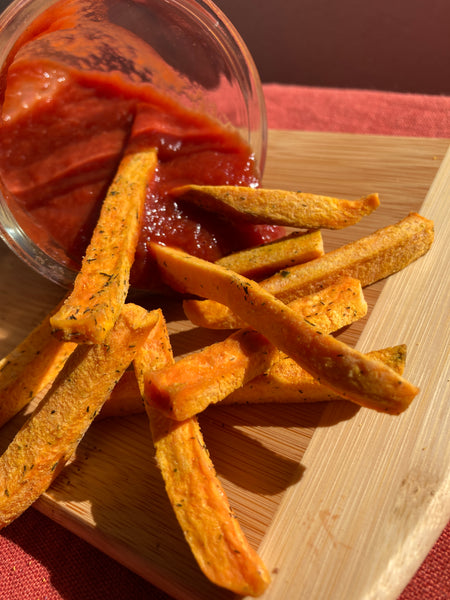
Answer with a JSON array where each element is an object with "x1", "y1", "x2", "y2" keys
[{"x1": 0, "y1": 131, "x2": 448, "y2": 600}]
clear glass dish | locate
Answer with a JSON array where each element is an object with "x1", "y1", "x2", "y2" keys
[{"x1": 0, "y1": 0, "x2": 267, "y2": 287}]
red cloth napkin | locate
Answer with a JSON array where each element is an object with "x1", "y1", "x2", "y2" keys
[
  {"x1": 264, "y1": 84, "x2": 450, "y2": 138},
  {"x1": 1, "y1": 85, "x2": 449, "y2": 600}
]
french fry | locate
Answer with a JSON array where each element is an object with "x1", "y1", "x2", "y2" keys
[
  {"x1": 147, "y1": 330, "x2": 276, "y2": 421},
  {"x1": 147, "y1": 410, "x2": 271, "y2": 596},
  {"x1": 133, "y1": 311, "x2": 271, "y2": 595},
  {"x1": 50, "y1": 149, "x2": 158, "y2": 344},
  {"x1": 215, "y1": 230, "x2": 324, "y2": 279},
  {"x1": 99, "y1": 345, "x2": 406, "y2": 419},
  {"x1": 0, "y1": 304, "x2": 158, "y2": 529},
  {"x1": 259, "y1": 211, "x2": 434, "y2": 303},
  {"x1": 151, "y1": 242, "x2": 419, "y2": 414},
  {"x1": 172, "y1": 184, "x2": 380, "y2": 229},
  {"x1": 223, "y1": 345, "x2": 407, "y2": 409},
  {"x1": 0, "y1": 300, "x2": 76, "y2": 429},
  {"x1": 184, "y1": 212, "x2": 434, "y2": 329},
  {"x1": 101, "y1": 342, "x2": 402, "y2": 419},
  {"x1": 148, "y1": 277, "x2": 367, "y2": 420}
]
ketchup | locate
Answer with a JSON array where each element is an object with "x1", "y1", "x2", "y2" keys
[{"x1": 0, "y1": 0, "x2": 283, "y2": 290}]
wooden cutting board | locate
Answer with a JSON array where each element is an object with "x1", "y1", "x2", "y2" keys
[{"x1": 0, "y1": 131, "x2": 449, "y2": 600}]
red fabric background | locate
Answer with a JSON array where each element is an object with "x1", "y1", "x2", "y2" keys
[
  {"x1": 1, "y1": 85, "x2": 449, "y2": 599},
  {"x1": 264, "y1": 84, "x2": 450, "y2": 138}
]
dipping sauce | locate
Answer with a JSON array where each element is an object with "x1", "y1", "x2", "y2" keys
[{"x1": 0, "y1": 0, "x2": 283, "y2": 290}]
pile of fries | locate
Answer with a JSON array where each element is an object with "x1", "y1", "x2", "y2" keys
[{"x1": 0, "y1": 147, "x2": 434, "y2": 596}]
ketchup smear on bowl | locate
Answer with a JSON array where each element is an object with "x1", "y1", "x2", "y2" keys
[{"x1": 0, "y1": 0, "x2": 283, "y2": 290}]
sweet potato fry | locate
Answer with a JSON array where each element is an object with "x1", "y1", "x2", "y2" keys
[
  {"x1": 216, "y1": 230, "x2": 324, "y2": 279},
  {"x1": 172, "y1": 184, "x2": 380, "y2": 229},
  {"x1": 99, "y1": 344, "x2": 407, "y2": 419},
  {"x1": 147, "y1": 330, "x2": 277, "y2": 421},
  {"x1": 148, "y1": 277, "x2": 367, "y2": 420},
  {"x1": 50, "y1": 148, "x2": 158, "y2": 344},
  {"x1": 0, "y1": 304, "x2": 158, "y2": 529},
  {"x1": 148, "y1": 409, "x2": 271, "y2": 596},
  {"x1": 133, "y1": 313, "x2": 271, "y2": 595},
  {"x1": 184, "y1": 212, "x2": 434, "y2": 329},
  {"x1": 151, "y1": 242, "x2": 419, "y2": 413},
  {"x1": 261, "y1": 211, "x2": 434, "y2": 303},
  {"x1": 223, "y1": 345, "x2": 407, "y2": 411},
  {"x1": 0, "y1": 300, "x2": 76, "y2": 429}
]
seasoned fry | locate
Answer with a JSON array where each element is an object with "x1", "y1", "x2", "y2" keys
[
  {"x1": 50, "y1": 149, "x2": 158, "y2": 344},
  {"x1": 223, "y1": 345, "x2": 407, "y2": 410},
  {"x1": 99, "y1": 345, "x2": 406, "y2": 418},
  {"x1": 148, "y1": 330, "x2": 277, "y2": 420},
  {"x1": 0, "y1": 300, "x2": 76, "y2": 429},
  {"x1": 148, "y1": 410, "x2": 271, "y2": 596},
  {"x1": 151, "y1": 242, "x2": 419, "y2": 413},
  {"x1": 148, "y1": 277, "x2": 367, "y2": 420},
  {"x1": 184, "y1": 212, "x2": 434, "y2": 329},
  {"x1": 0, "y1": 304, "x2": 158, "y2": 529},
  {"x1": 216, "y1": 230, "x2": 324, "y2": 279},
  {"x1": 133, "y1": 311, "x2": 270, "y2": 595},
  {"x1": 261, "y1": 212, "x2": 434, "y2": 303},
  {"x1": 172, "y1": 184, "x2": 380, "y2": 229}
]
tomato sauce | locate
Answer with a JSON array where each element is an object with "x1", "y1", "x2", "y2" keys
[{"x1": 0, "y1": 0, "x2": 283, "y2": 290}]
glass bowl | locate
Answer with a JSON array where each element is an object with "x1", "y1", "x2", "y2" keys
[{"x1": 0, "y1": 0, "x2": 267, "y2": 288}]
